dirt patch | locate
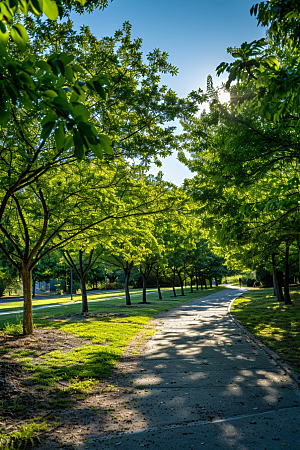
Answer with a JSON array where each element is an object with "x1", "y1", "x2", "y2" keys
[{"x1": 0, "y1": 319, "x2": 162, "y2": 449}]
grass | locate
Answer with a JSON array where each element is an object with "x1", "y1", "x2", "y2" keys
[
  {"x1": 1, "y1": 286, "x2": 225, "y2": 387},
  {"x1": 0, "y1": 287, "x2": 170, "y2": 313},
  {"x1": 231, "y1": 286, "x2": 300, "y2": 369},
  {"x1": 0, "y1": 421, "x2": 47, "y2": 450}
]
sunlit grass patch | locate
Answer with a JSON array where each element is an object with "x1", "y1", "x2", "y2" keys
[{"x1": 232, "y1": 287, "x2": 300, "y2": 369}]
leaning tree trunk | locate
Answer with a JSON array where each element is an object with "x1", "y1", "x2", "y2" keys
[
  {"x1": 22, "y1": 262, "x2": 33, "y2": 335},
  {"x1": 284, "y1": 242, "x2": 292, "y2": 305},
  {"x1": 156, "y1": 271, "x2": 162, "y2": 300},
  {"x1": 124, "y1": 269, "x2": 131, "y2": 306},
  {"x1": 172, "y1": 269, "x2": 177, "y2": 297}
]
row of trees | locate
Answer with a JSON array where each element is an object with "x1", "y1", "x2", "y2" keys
[
  {"x1": 179, "y1": 0, "x2": 300, "y2": 305},
  {"x1": 0, "y1": 5, "x2": 205, "y2": 335}
]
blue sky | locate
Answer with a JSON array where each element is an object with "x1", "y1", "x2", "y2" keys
[{"x1": 71, "y1": 0, "x2": 266, "y2": 185}]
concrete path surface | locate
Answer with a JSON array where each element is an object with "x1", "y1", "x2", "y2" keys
[{"x1": 75, "y1": 288, "x2": 300, "y2": 449}]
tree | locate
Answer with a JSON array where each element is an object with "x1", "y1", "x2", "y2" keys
[
  {"x1": 63, "y1": 247, "x2": 103, "y2": 313},
  {"x1": 216, "y1": 1, "x2": 300, "y2": 122},
  {"x1": 0, "y1": 1, "x2": 114, "y2": 160},
  {"x1": 0, "y1": 20, "x2": 200, "y2": 334}
]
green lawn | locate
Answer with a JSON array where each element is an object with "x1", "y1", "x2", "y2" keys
[
  {"x1": 1, "y1": 286, "x2": 226, "y2": 387},
  {"x1": 231, "y1": 287, "x2": 300, "y2": 370},
  {"x1": 0, "y1": 287, "x2": 164, "y2": 312}
]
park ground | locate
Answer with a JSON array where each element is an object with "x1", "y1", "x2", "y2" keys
[{"x1": 0, "y1": 285, "x2": 299, "y2": 448}]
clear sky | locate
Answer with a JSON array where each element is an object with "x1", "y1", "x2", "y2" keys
[{"x1": 71, "y1": 0, "x2": 266, "y2": 185}]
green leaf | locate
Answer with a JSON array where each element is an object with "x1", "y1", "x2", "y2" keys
[
  {"x1": 19, "y1": 0, "x2": 29, "y2": 15},
  {"x1": 72, "y1": 104, "x2": 90, "y2": 121},
  {"x1": 41, "y1": 122, "x2": 55, "y2": 140},
  {"x1": 6, "y1": 83, "x2": 19, "y2": 104},
  {"x1": 36, "y1": 60, "x2": 52, "y2": 74},
  {"x1": 0, "y1": 109, "x2": 10, "y2": 127},
  {"x1": 42, "y1": 0, "x2": 58, "y2": 20},
  {"x1": 93, "y1": 81, "x2": 106, "y2": 100},
  {"x1": 29, "y1": 0, "x2": 43, "y2": 15},
  {"x1": 43, "y1": 90, "x2": 58, "y2": 98},
  {"x1": 10, "y1": 24, "x2": 29, "y2": 52},
  {"x1": 41, "y1": 114, "x2": 57, "y2": 127},
  {"x1": 64, "y1": 135, "x2": 73, "y2": 151},
  {"x1": 78, "y1": 122, "x2": 95, "y2": 137},
  {"x1": 64, "y1": 66, "x2": 73, "y2": 82},
  {"x1": 55, "y1": 123, "x2": 65, "y2": 150},
  {"x1": 89, "y1": 143, "x2": 103, "y2": 159},
  {"x1": 58, "y1": 52, "x2": 74, "y2": 65},
  {"x1": 98, "y1": 134, "x2": 112, "y2": 155},
  {"x1": 73, "y1": 130, "x2": 85, "y2": 161},
  {"x1": 0, "y1": 22, "x2": 9, "y2": 56}
]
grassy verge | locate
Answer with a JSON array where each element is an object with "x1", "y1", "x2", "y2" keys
[
  {"x1": 1, "y1": 286, "x2": 225, "y2": 384},
  {"x1": 231, "y1": 287, "x2": 300, "y2": 370},
  {"x1": 0, "y1": 288, "x2": 165, "y2": 312}
]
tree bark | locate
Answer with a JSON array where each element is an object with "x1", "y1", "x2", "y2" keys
[
  {"x1": 156, "y1": 270, "x2": 162, "y2": 300},
  {"x1": 215, "y1": 277, "x2": 218, "y2": 287},
  {"x1": 22, "y1": 262, "x2": 33, "y2": 335},
  {"x1": 32, "y1": 278, "x2": 36, "y2": 298},
  {"x1": 196, "y1": 274, "x2": 199, "y2": 290},
  {"x1": 204, "y1": 279, "x2": 207, "y2": 289},
  {"x1": 79, "y1": 250, "x2": 88, "y2": 313},
  {"x1": 209, "y1": 277, "x2": 213, "y2": 288},
  {"x1": 124, "y1": 269, "x2": 131, "y2": 306},
  {"x1": 178, "y1": 271, "x2": 185, "y2": 296},
  {"x1": 200, "y1": 278, "x2": 203, "y2": 290},
  {"x1": 142, "y1": 273, "x2": 147, "y2": 303},
  {"x1": 284, "y1": 242, "x2": 292, "y2": 305},
  {"x1": 172, "y1": 268, "x2": 177, "y2": 297},
  {"x1": 190, "y1": 276, "x2": 193, "y2": 293},
  {"x1": 272, "y1": 253, "x2": 284, "y2": 302}
]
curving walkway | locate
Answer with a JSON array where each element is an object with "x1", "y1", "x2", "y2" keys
[{"x1": 75, "y1": 288, "x2": 300, "y2": 449}]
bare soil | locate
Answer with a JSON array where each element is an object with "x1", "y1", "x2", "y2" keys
[{"x1": 0, "y1": 315, "x2": 162, "y2": 449}]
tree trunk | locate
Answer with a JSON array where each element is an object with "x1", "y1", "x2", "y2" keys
[
  {"x1": 124, "y1": 269, "x2": 131, "y2": 306},
  {"x1": 209, "y1": 278, "x2": 213, "y2": 288},
  {"x1": 32, "y1": 278, "x2": 36, "y2": 298},
  {"x1": 80, "y1": 275, "x2": 88, "y2": 313},
  {"x1": 142, "y1": 274, "x2": 147, "y2": 303},
  {"x1": 22, "y1": 263, "x2": 33, "y2": 335},
  {"x1": 204, "y1": 279, "x2": 207, "y2": 289},
  {"x1": 196, "y1": 274, "x2": 199, "y2": 290},
  {"x1": 284, "y1": 242, "x2": 292, "y2": 305},
  {"x1": 172, "y1": 269, "x2": 177, "y2": 297},
  {"x1": 178, "y1": 272, "x2": 185, "y2": 296},
  {"x1": 215, "y1": 277, "x2": 218, "y2": 287},
  {"x1": 156, "y1": 271, "x2": 162, "y2": 300},
  {"x1": 200, "y1": 278, "x2": 203, "y2": 290},
  {"x1": 190, "y1": 276, "x2": 193, "y2": 293},
  {"x1": 79, "y1": 250, "x2": 88, "y2": 313},
  {"x1": 272, "y1": 253, "x2": 284, "y2": 302}
]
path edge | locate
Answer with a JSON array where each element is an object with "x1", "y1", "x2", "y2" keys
[{"x1": 228, "y1": 294, "x2": 300, "y2": 388}]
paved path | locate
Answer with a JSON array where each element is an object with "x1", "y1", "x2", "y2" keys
[{"x1": 76, "y1": 287, "x2": 300, "y2": 449}]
